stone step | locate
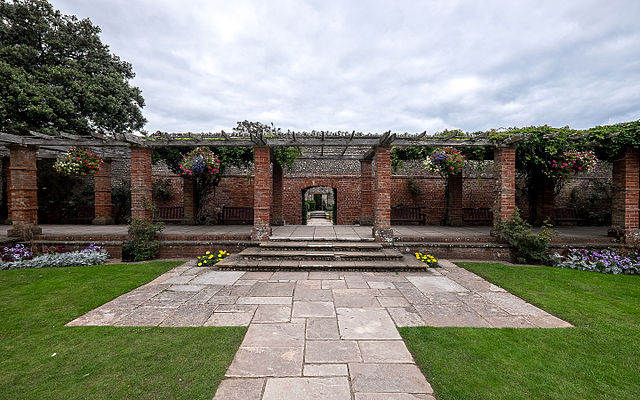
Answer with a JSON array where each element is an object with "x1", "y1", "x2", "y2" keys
[
  {"x1": 269, "y1": 236, "x2": 375, "y2": 242},
  {"x1": 238, "y1": 248, "x2": 403, "y2": 261},
  {"x1": 259, "y1": 241, "x2": 383, "y2": 252},
  {"x1": 216, "y1": 254, "x2": 430, "y2": 271}
]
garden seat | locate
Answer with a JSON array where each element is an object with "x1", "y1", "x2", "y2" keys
[
  {"x1": 391, "y1": 207, "x2": 426, "y2": 225},
  {"x1": 554, "y1": 207, "x2": 580, "y2": 225},
  {"x1": 463, "y1": 208, "x2": 493, "y2": 226},
  {"x1": 154, "y1": 206, "x2": 184, "y2": 223},
  {"x1": 218, "y1": 206, "x2": 254, "y2": 225}
]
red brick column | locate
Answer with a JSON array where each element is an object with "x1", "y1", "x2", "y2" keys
[
  {"x1": 610, "y1": 148, "x2": 639, "y2": 242},
  {"x1": 130, "y1": 147, "x2": 153, "y2": 220},
  {"x1": 271, "y1": 162, "x2": 284, "y2": 225},
  {"x1": 92, "y1": 159, "x2": 113, "y2": 224},
  {"x1": 7, "y1": 145, "x2": 41, "y2": 237},
  {"x1": 252, "y1": 146, "x2": 272, "y2": 240},
  {"x1": 373, "y1": 146, "x2": 393, "y2": 241},
  {"x1": 493, "y1": 147, "x2": 516, "y2": 228},
  {"x1": 182, "y1": 176, "x2": 196, "y2": 224},
  {"x1": 360, "y1": 159, "x2": 374, "y2": 225},
  {"x1": 446, "y1": 172, "x2": 463, "y2": 226}
]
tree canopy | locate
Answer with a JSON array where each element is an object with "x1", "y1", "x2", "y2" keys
[{"x1": 0, "y1": 0, "x2": 145, "y2": 136}]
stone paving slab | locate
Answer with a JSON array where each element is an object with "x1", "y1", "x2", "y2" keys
[
  {"x1": 66, "y1": 258, "x2": 573, "y2": 399},
  {"x1": 262, "y1": 377, "x2": 351, "y2": 400}
]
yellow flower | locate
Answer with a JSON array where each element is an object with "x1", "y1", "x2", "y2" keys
[
  {"x1": 197, "y1": 263, "x2": 202, "y2": 266},
  {"x1": 209, "y1": 255, "x2": 213, "y2": 259},
  {"x1": 206, "y1": 251, "x2": 210, "y2": 255}
]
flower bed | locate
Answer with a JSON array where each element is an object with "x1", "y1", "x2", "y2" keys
[
  {"x1": 54, "y1": 147, "x2": 102, "y2": 176},
  {"x1": 180, "y1": 147, "x2": 221, "y2": 178},
  {"x1": 0, "y1": 244, "x2": 109, "y2": 270},
  {"x1": 552, "y1": 248, "x2": 640, "y2": 275},
  {"x1": 415, "y1": 252, "x2": 440, "y2": 267},
  {"x1": 197, "y1": 250, "x2": 230, "y2": 267},
  {"x1": 550, "y1": 150, "x2": 597, "y2": 179},
  {"x1": 423, "y1": 147, "x2": 465, "y2": 177}
]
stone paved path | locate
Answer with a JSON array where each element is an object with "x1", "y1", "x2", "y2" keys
[{"x1": 68, "y1": 260, "x2": 571, "y2": 399}]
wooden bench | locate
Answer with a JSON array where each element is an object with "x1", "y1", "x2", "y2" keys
[
  {"x1": 391, "y1": 207, "x2": 426, "y2": 225},
  {"x1": 154, "y1": 206, "x2": 184, "y2": 223},
  {"x1": 554, "y1": 207, "x2": 580, "y2": 225},
  {"x1": 218, "y1": 206, "x2": 254, "y2": 225},
  {"x1": 463, "y1": 208, "x2": 493, "y2": 226}
]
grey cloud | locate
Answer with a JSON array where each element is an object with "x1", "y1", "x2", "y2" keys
[{"x1": 50, "y1": 0, "x2": 640, "y2": 133}]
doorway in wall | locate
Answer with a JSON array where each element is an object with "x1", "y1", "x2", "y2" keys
[{"x1": 301, "y1": 186, "x2": 337, "y2": 225}]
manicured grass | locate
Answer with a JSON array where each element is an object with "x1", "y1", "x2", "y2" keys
[
  {"x1": 0, "y1": 262, "x2": 247, "y2": 400},
  {"x1": 400, "y1": 263, "x2": 640, "y2": 400}
]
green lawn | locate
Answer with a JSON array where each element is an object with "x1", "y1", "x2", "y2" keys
[
  {"x1": 400, "y1": 263, "x2": 640, "y2": 400},
  {"x1": 0, "y1": 262, "x2": 246, "y2": 400}
]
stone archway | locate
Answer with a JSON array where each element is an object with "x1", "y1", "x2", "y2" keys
[{"x1": 301, "y1": 186, "x2": 337, "y2": 225}]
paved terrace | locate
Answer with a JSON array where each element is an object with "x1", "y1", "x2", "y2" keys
[
  {"x1": 0, "y1": 224, "x2": 613, "y2": 243},
  {"x1": 68, "y1": 260, "x2": 571, "y2": 400}
]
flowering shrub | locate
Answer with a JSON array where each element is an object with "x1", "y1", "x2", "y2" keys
[
  {"x1": 54, "y1": 147, "x2": 102, "y2": 176},
  {"x1": 552, "y1": 248, "x2": 640, "y2": 275},
  {"x1": 180, "y1": 147, "x2": 221, "y2": 178},
  {"x1": 415, "y1": 252, "x2": 439, "y2": 267},
  {"x1": 423, "y1": 147, "x2": 465, "y2": 177},
  {"x1": 549, "y1": 150, "x2": 597, "y2": 179},
  {"x1": 0, "y1": 244, "x2": 108, "y2": 270},
  {"x1": 197, "y1": 250, "x2": 230, "y2": 266}
]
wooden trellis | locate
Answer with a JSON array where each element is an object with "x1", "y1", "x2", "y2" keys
[{"x1": 0, "y1": 129, "x2": 514, "y2": 160}]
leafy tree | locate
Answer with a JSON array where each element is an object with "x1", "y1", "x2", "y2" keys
[{"x1": 0, "y1": 0, "x2": 145, "y2": 135}]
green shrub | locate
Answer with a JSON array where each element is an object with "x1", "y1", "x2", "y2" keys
[
  {"x1": 305, "y1": 200, "x2": 316, "y2": 212},
  {"x1": 495, "y1": 209, "x2": 555, "y2": 265},
  {"x1": 123, "y1": 218, "x2": 164, "y2": 262}
]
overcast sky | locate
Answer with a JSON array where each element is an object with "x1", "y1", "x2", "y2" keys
[{"x1": 50, "y1": 0, "x2": 640, "y2": 134}]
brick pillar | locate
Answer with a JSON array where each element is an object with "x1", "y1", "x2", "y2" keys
[
  {"x1": 373, "y1": 146, "x2": 393, "y2": 241},
  {"x1": 7, "y1": 145, "x2": 41, "y2": 237},
  {"x1": 446, "y1": 172, "x2": 463, "y2": 226},
  {"x1": 92, "y1": 159, "x2": 113, "y2": 224},
  {"x1": 130, "y1": 147, "x2": 153, "y2": 220},
  {"x1": 252, "y1": 146, "x2": 272, "y2": 240},
  {"x1": 535, "y1": 176, "x2": 555, "y2": 225},
  {"x1": 360, "y1": 159, "x2": 374, "y2": 225},
  {"x1": 610, "y1": 148, "x2": 639, "y2": 242},
  {"x1": 272, "y1": 162, "x2": 284, "y2": 225},
  {"x1": 493, "y1": 147, "x2": 516, "y2": 228},
  {"x1": 182, "y1": 176, "x2": 196, "y2": 224},
  {"x1": 3, "y1": 157, "x2": 11, "y2": 224}
]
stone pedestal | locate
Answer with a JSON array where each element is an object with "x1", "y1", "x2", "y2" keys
[
  {"x1": 7, "y1": 145, "x2": 41, "y2": 238},
  {"x1": 92, "y1": 159, "x2": 113, "y2": 224},
  {"x1": 130, "y1": 147, "x2": 153, "y2": 221},
  {"x1": 252, "y1": 147, "x2": 272, "y2": 241},
  {"x1": 372, "y1": 147, "x2": 392, "y2": 242}
]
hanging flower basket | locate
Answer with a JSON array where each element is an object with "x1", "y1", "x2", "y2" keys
[
  {"x1": 423, "y1": 147, "x2": 466, "y2": 177},
  {"x1": 549, "y1": 150, "x2": 597, "y2": 179},
  {"x1": 54, "y1": 147, "x2": 102, "y2": 176},
  {"x1": 179, "y1": 147, "x2": 221, "y2": 178}
]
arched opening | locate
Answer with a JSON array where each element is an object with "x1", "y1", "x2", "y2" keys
[{"x1": 301, "y1": 186, "x2": 337, "y2": 225}]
